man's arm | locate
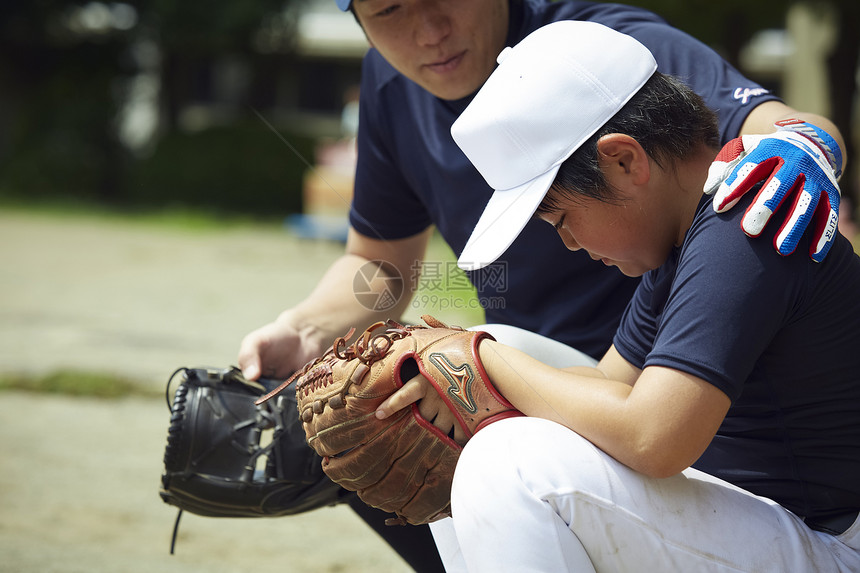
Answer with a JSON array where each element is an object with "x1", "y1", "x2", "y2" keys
[{"x1": 238, "y1": 226, "x2": 432, "y2": 380}]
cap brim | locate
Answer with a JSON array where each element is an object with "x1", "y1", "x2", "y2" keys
[
  {"x1": 335, "y1": 0, "x2": 352, "y2": 11},
  {"x1": 457, "y1": 166, "x2": 560, "y2": 271}
]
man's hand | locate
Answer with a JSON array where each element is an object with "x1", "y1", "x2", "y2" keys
[
  {"x1": 237, "y1": 314, "x2": 326, "y2": 381},
  {"x1": 704, "y1": 120, "x2": 842, "y2": 262}
]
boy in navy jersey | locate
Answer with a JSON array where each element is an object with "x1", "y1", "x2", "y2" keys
[{"x1": 374, "y1": 21, "x2": 858, "y2": 571}]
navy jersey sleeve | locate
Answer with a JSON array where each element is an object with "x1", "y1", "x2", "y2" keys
[
  {"x1": 614, "y1": 197, "x2": 809, "y2": 401},
  {"x1": 348, "y1": 51, "x2": 434, "y2": 240}
]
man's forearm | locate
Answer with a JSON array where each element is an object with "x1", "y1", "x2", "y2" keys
[
  {"x1": 282, "y1": 253, "x2": 415, "y2": 349},
  {"x1": 284, "y1": 226, "x2": 432, "y2": 348}
]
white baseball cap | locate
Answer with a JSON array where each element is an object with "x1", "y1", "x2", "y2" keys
[{"x1": 452, "y1": 21, "x2": 657, "y2": 271}]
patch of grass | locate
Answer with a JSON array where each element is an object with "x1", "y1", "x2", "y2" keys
[{"x1": 0, "y1": 370, "x2": 159, "y2": 399}]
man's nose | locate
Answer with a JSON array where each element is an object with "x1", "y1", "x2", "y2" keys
[{"x1": 414, "y1": 3, "x2": 451, "y2": 47}]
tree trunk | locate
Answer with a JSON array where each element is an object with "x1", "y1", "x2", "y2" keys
[{"x1": 825, "y1": 0, "x2": 859, "y2": 219}]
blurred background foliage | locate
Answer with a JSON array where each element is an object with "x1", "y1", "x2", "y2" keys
[
  {"x1": 0, "y1": 0, "x2": 335, "y2": 218},
  {"x1": 0, "y1": 0, "x2": 857, "y2": 220}
]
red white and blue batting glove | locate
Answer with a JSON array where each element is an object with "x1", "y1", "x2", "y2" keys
[{"x1": 704, "y1": 120, "x2": 843, "y2": 262}]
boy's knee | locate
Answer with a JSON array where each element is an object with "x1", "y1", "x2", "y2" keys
[{"x1": 452, "y1": 417, "x2": 605, "y2": 502}]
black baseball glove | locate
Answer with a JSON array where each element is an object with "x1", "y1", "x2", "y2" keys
[{"x1": 159, "y1": 366, "x2": 348, "y2": 552}]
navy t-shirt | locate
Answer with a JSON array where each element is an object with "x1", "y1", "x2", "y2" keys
[
  {"x1": 350, "y1": 0, "x2": 779, "y2": 358},
  {"x1": 613, "y1": 194, "x2": 860, "y2": 520}
]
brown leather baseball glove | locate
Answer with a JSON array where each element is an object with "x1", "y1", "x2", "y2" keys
[{"x1": 256, "y1": 315, "x2": 522, "y2": 525}]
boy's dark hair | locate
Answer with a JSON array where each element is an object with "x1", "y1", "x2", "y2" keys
[{"x1": 537, "y1": 72, "x2": 720, "y2": 215}]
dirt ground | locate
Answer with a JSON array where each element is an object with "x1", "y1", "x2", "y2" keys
[{"x1": 0, "y1": 208, "x2": 472, "y2": 573}]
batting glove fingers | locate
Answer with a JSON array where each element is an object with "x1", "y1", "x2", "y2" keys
[{"x1": 704, "y1": 124, "x2": 842, "y2": 262}]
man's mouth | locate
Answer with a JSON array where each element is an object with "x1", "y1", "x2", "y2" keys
[{"x1": 426, "y1": 51, "x2": 465, "y2": 73}]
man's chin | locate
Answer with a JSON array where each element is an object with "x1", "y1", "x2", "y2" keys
[
  {"x1": 426, "y1": 82, "x2": 479, "y2": 101},
  {"x1": 420, "y1": 71, "x2": 488, "y2": 101}
]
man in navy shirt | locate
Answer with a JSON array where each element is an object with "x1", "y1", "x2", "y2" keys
[
  {"x1": 238, "y1": 1, "x2": 847, "y2": 569},
  {"x1": 373, "y1": 21, "x2": 858, "y2": 570}
]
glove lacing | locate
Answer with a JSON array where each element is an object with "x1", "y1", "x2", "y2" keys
[{"x1": 256, "y1": 317, "x2": 455, "y2": 406}]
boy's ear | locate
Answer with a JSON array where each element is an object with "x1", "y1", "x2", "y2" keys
[{"x1": 596, "y1": 134, "x2": 650, "y2": 186}]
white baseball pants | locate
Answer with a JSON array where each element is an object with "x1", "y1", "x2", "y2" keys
[{"x1": 430, "y1": 416, "x2": 860, "y2": 572}]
